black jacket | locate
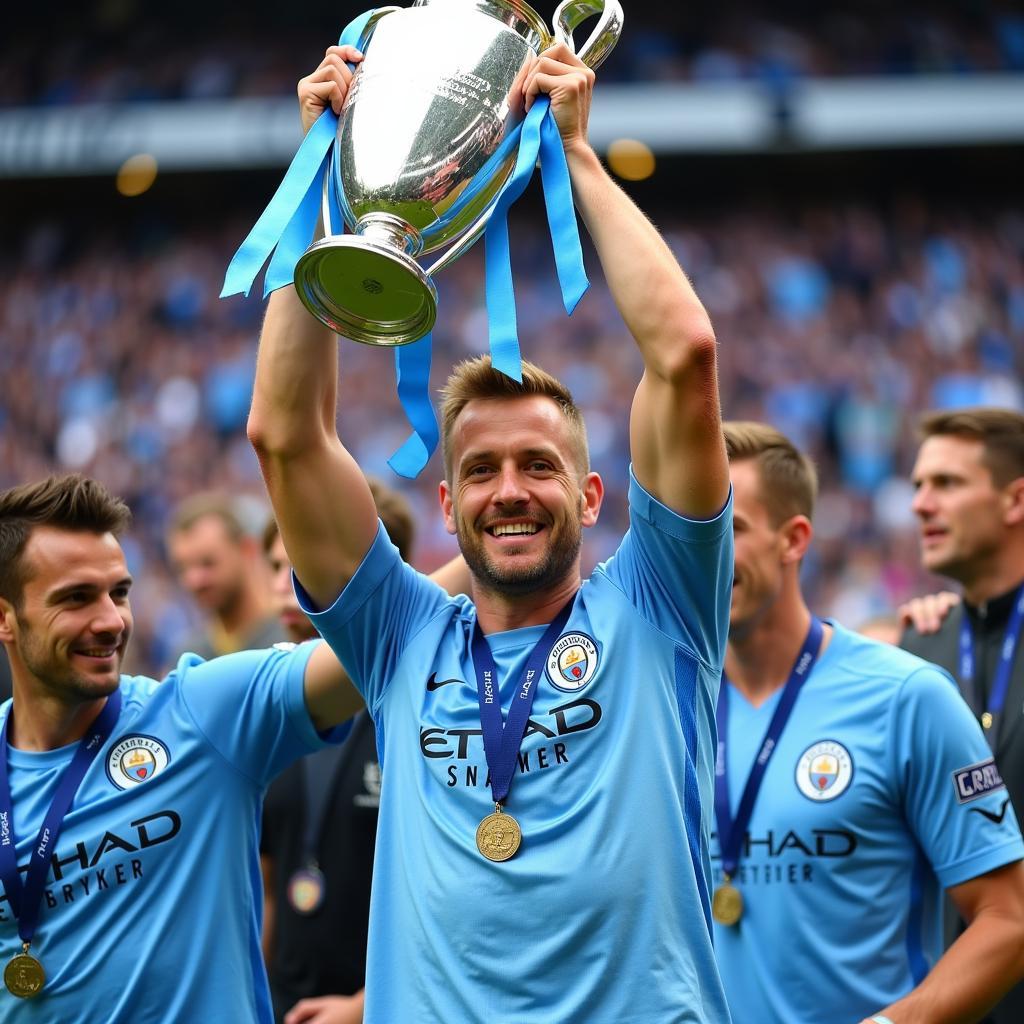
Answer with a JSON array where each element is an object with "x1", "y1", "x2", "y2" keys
[{"x1": 902, "y1": 584, "x2": 1024, "y2": 1024}]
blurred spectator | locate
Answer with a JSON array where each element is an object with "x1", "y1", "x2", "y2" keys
[
  {"x1": 166, "y1": 490, "x2": 279, "y2": 661},
  {"x1": 3, "y1": 2, "x2": 1024, "y2": 107}
]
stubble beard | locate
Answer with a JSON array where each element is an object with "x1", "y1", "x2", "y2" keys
[
  {"x1": 457, "y1": 512, "x2": 583, "y2": 598},
  {"x1": 17, "y1": 618, "x2": 123, "y2": 703}
]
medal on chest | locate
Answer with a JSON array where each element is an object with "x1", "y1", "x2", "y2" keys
[
  {"x1": 469, "y1": 596, "x2": 576, "y2": 862},
  {"x1": 714, "y1": 618, "x2": 825, "y2": 925},
  {"x1": 476, "y1": 804, "x2": 523, "y2": 862},
  {"x1": 4, "y1": 945, "x2": 45, "y2": 999}
]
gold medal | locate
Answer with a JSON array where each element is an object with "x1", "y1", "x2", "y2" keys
[
  {"x1": 4, "y1": 947, "x2": 45, "y2": 999},
  {"x1": 711, "y1": 880, "x2": 744, "y2": 926},
  {"x1": 476, "y1": 804, "x2": 522, "y2": 862},
  {"x1": 981, "y1": 712, "x2": 993, "y2": 730}
]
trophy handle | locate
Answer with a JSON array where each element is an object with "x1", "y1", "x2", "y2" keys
[
  {"x1": 424, "y1": 0, "x2": 624, "y2": 279},
  {"x1": 423, "y1": 209, "x2": 494, "y2": 278},
  {"x1": 551, "y1": 0, "x2": 623, "y2": 71},
  {"x1": 354, "y1": 5, "x2": 402, "y2": 53}
]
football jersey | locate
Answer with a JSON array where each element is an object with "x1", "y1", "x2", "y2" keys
[
  {"x1": 713, "y1": 624, "x2": 1024, "y2": 1024},
  {"x1": 0, "y1": 641, "x2": 343, "y2": 1024},
  {"x1": 300, "y1": 473, "x2": 734, "y2": 1024}
]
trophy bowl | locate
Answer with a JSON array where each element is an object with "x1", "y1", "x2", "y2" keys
[{"x1": 293, "y1": 0, "x2": 623, "y2": 346}]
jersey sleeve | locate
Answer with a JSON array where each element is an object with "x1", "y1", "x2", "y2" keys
[
  {"x1": 891, "y1": 665, "x2": 1024, "y2": 889},
  {"x1": 295, "y1": 520, "x2": 455, "y2": 713},
  {"x1": 176, "y1": 640, "x2": 349, "y2": 788},
  {"x1": 597, "y1": 468, "x2": 734, "y2": 668}
]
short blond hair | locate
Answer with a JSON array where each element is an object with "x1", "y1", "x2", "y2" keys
[
  {"x1": 919, "y1": 408, "x2": 1024, "y2": 487},
  {"x1": 440, "y1": 355, "x2": 589, "y2": 478},
  {"x1": 723, "y1": 421, "x2": 817, "y2": 524}
]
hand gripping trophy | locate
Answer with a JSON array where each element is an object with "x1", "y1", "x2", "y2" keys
[{"x1": 292, "y1": 0, "x2": 623, "y2": 346}]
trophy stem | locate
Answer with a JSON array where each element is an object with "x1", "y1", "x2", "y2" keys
[{"x1": 356, "y1": 214, "x2": 425, "y2": 258}]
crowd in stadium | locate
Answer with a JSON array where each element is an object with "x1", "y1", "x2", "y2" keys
[
  {"x1": 4, "y1": 2, "x2": 1024, "y2": 106},
  {"x1": 2, "y1": 196, "x2": 1021, "y2": 674},
  {"x1": 4, "y1": 5, "x2": 1024, "y2": 1023}
]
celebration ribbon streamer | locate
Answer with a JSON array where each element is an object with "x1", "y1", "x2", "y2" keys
[
  {"x1": 220, "y1": 8, "x2": 376, "y2": 299},
  {"x1": 484, "y1": 95, "x2": 589, "y2": 381},
  {"x1": 222, "y1": 13, "x2": 588, "y2": 477}
]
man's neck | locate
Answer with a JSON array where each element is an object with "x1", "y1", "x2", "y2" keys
[
  {"x1": 6, "y1": 689, "x2": 108, "y2": 753},
  {"x1": 726, "y1": 597, "x2": 828, "y2": 708},
  {"x1": 958, "y1": 553, "x2": 1024, "y2": 607},
  {"x1": 472, "y1": 574, "x2": 581, "y2": 634}
]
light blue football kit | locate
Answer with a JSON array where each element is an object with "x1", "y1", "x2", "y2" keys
[
  {"x1": 301, "y1": 473, "x2": 734, "y2": 1024},
  {"x1": 0, "y1": 642, "x2": 342, "y2": 1023},
  {"x1": 713, "y1": 624, "x2": 1024, "y2": 1024}
]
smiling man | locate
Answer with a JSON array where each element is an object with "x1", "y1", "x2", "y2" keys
[
  {"x1": 0, "y1": 474, "x2": 364, "y2": 1022},
  {"x1": 247, "y1": 42, "x2": 733, "y2": 1024},
  {"x1": 901, "y1": 408, "x2": 1024, "y2": 1024}
]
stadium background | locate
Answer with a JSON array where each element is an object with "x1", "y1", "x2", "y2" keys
[{"x1": 2, "y1": 0, "x2": 1023, "y2": 673}]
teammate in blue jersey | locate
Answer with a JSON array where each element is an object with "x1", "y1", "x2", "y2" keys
[
  {"x1": 714, "y1": 421, "x2": 1024, "y2": 1024},
  {"x1": 248, "y1": 42, "x2": 733, "y2": 1024},
  {"x1": 0, "y1": 474, "x2": 366, "y2": 1022}
]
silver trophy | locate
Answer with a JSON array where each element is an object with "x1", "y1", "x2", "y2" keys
[{"x1": 293, "y1": 0, "x2": 623, "y2": 346}]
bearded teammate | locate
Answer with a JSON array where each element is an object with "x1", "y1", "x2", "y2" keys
[
  {"x1": 713, "y1": 422, "x2": 1024, "y2": 1024},
  {"x1": 248, "y1": 41, "x2": 733, "y2": 1024}
]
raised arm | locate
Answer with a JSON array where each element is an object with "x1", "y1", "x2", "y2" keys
[
  {"x1": 247, "y1": 46, "x2": 379, "y2": 612},
  {"x1": 525, "y1": 45, "x2": 728, "y2": 518}
]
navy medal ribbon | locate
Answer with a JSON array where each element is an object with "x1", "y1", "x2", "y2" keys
[
  {"x1": 958, "y1": 585, "x2": 1024, "y2": 736},
  {"x1": 471, "y1": 596, "x2": 576, "y2": 808},
  {"x1": 0, "y1": 690, "x2": 122, "y2": 981},
  {"x1": 715, "y1": 617, "x2": 824, "y2": 881}
]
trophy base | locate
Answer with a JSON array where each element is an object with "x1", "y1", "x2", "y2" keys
[{"x1": 293, "y1": 236, "x2": 438, "y2": 347}]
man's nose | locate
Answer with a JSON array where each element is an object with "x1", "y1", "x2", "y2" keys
[
  {"x1": 911, "y1": 485, "x2": 934, "y2": 517},
  {"x1": 91, "y1": 595, "x2": 126, "y2": 637},
  {"x1": 493, "y1": 465, "x2": 529, "y2": 504}
]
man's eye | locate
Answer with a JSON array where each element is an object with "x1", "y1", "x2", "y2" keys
[{"x1": 528, "y1": 461, "x2": 552, "y2": 472}]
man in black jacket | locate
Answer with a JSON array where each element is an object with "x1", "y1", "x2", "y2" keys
[{"x1": 901, "y1": 407, "x2": 1024, "y2": 1024}]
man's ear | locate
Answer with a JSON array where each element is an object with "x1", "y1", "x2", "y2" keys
[
  {"x1": 1003, "y1": 477, "x2": 1024, "y2": 528},
  {"x1": 580, "y1": 472, "x2": 604, "y2": 529},
  {"x1": 780, "y1": 515, "x2": 813, "y2": 566},
  {"x1": 0, "y1": 597, "x2": 16, "y2": 645},
  {"x1": 439, "y1": 479, "x2": 457, "y2": 536}
]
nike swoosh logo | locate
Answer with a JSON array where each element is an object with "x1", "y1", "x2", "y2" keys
[
  {"x1": 426, "y1": 673, "x2": 463, "y2": 692},
  {"x1": 969, "y1": 798, "x2": 1010, "y2": 825}
]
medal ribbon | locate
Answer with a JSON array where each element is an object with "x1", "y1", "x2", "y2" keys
[
  {"x1": 958, "y1": 585, "x2": 1024, "y2": 734},
  {"x1": 715, "y1": 618, "x2": 824, "y2": 879},
  {"x1": 0, "y1": 691, "x2": 122, "y2": 947},
  {"x1": 471, "y1": 595, "x2": 576, "y2": 806}
]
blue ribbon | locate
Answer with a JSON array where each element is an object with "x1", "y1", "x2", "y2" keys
[
  {"x1": 958, "y1": 585, "x2": 1024, "y2": 738},
  {"x1": 220, "y1": 9, "x2": 376, "y2": 300},
  {"x1": 715, "y1": 618, "x2": 824, "y2": 880},
  {"x1": 0, "y1": 691, "x2": 122, "y2": 948},
  {"x1": 388, "y1": 332, "x2": 439, "y2": 479},
  {"x1": 484, "y1": 96, "x2": 589, "y2": 381},
  {"x1": 471, "y1": 595, "x2": 576, "y2": 806},
  {"x1": 222, "y1": 16, "x2": 588, "y2": 477}
]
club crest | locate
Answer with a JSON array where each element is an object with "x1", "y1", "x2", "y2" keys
[
  {"x1": 795, "y1": 740, "x2": 853, "y2": 802},
  {"x1": 106, "y1": 734, "x2": 171, "y2": 790},
  {"x1": 546, "y1": 632, "x2": 599, "y2": 692}
]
